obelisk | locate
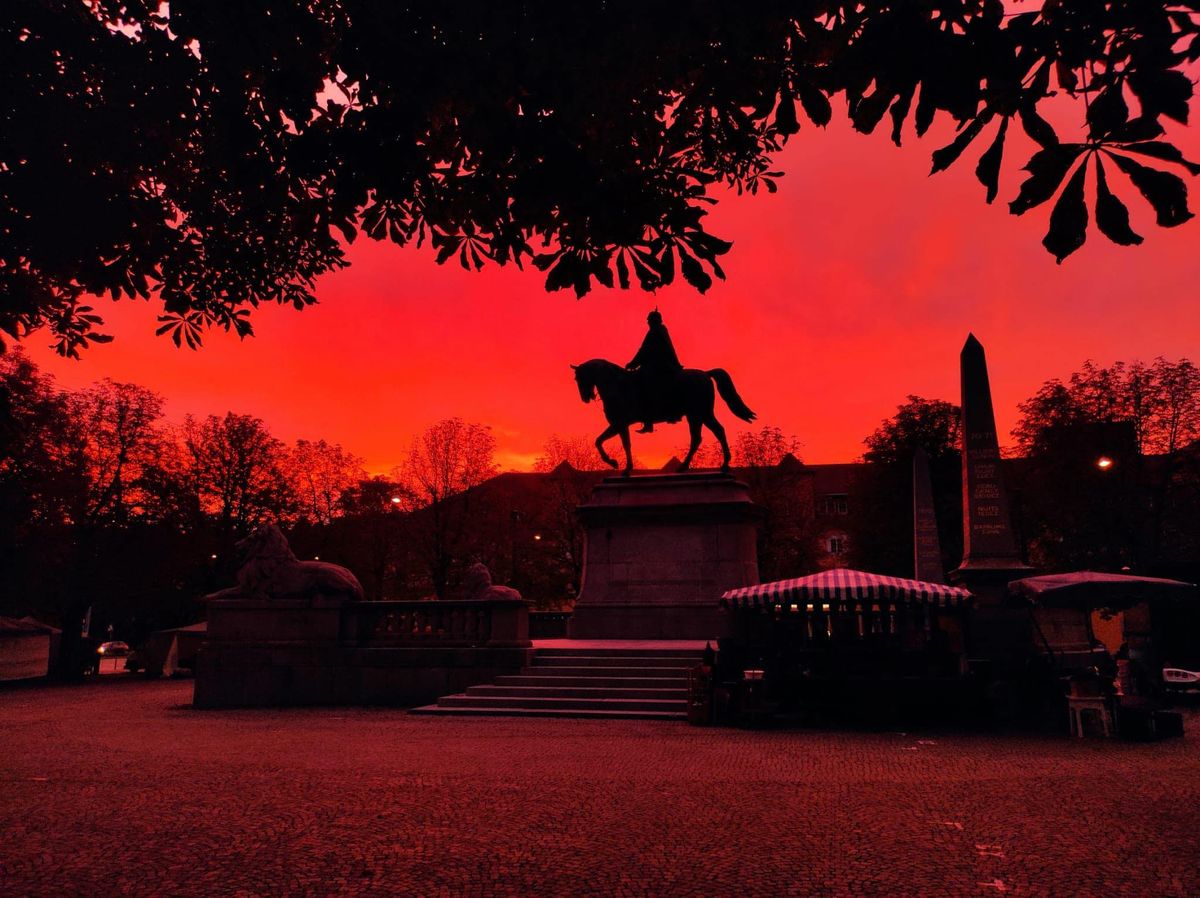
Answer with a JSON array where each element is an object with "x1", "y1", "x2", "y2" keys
[
  {"x1": 950, "y1": 334, "x2": 1031, "y2": 599},
  {"x1": 912, "y1": 448, "x2": 944, "y2": 583}
]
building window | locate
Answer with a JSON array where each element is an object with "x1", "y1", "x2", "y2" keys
[
  {"x1": 827, "y1": 535, "x2": 846, "y2": 555},
  {"x1": 822, "y1": 494, "x2": 849, "y2": 515}
]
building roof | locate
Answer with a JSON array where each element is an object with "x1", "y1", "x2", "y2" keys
[{"x1": 0, "y1": 616, "x2": 58, "y2": 636}]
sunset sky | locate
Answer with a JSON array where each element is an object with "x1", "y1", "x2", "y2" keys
[{"x1": 24, "y1": 116, "x2": 1200, "y2": 473}]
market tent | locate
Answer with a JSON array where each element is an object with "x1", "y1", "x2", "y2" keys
[
  {"x1": 0, "y1": 616, "x2": 59, "y2": 681},
  {"x1": 1008, "y1": 571, "x2": 1198, "y2": 610},
  {"x1": 722, "y1": 568, "x2": 971, "y2": 608},
  {"x1": 137, "y1": 621, "x2": 207, "y2": 676}
]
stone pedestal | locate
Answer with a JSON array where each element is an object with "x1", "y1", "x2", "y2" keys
[{"x1": 568, "y1": 473, "x2": 762, "y2": 639}]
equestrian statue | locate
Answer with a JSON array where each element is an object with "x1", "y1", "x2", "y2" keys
[{"x1": 572, "y1": 310, "x2": 757, "y2": 474}]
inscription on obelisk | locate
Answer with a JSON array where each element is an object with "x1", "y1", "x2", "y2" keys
[
  {"x1": 912, "y1": 447, "x2": 944, "y2": 583},
  {"x1": 956, "y1": 334, "x2": 1027, "y2": 571}
]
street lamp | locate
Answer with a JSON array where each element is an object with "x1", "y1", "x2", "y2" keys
[{"x1": 1096, "y1": 455, "x2": 1115, "y2": 471}]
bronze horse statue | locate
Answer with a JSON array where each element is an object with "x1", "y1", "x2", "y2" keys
[{"x1": 572, "y1": 359, "x2": 757, "y2": 473}]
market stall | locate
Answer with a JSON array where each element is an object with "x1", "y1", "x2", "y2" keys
[
  {"x1": 1009, "y1": 571, "x2": 1198, "y2": 738},
  {"x1": 715, "y1": 569, "x2": 973, "y2": 724}
]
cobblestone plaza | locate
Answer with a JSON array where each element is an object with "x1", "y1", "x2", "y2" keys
[{"x1": 2, "y1": 679, "x2": 1198, "y2": 897}]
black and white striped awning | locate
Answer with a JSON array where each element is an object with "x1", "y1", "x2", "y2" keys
[{"x1": 722, "y1": 568, "x2": 971, "y2": 609}]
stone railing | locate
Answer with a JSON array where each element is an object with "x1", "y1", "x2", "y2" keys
[{"x1": 340, "y1": 599, "x2": 530, "y2": 648}]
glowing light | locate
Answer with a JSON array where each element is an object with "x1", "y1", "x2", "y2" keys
[
  {"x1": 1096, "y1": 456, "x2": 1114, "y2": 470},
  {"x1": 533, "y1": 533, "x2": 542, "y2": 541},
  {"x1": 390, "y1": 496, "x2": 402, "y2": 505},
  {"x1": 210, "y1": 554, "x2": 218, "y2": 560}
]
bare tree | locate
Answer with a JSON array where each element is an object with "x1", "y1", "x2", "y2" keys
[
  {"x1": 677, "y1": 424, "x2": 802, "y2": 470},
  {"x1": 182, "y1": 413, "x2": 295, "y2": 540},
  {"x1": 67, "y1": 379, "x2": 166, "y2": 524},
  {"x1": 288, "y1": 438, "x2": 366, "y2": 526},
  {"x1": 395, "y1": 419, "x2": 498, "y2": 598},
  {"x1": 533, "y1": 434, "x2": 613, "y2": 472}
]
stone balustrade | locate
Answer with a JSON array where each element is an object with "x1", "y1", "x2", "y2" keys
[
  {"x1": 195, "y1": 595, "x2": 532, "y2": 708},
  {"x1": 340, "y1": 599, "x2": 530, "y2": 648}
]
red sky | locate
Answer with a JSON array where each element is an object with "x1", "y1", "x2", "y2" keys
[{"x1": 24, "y1": 117, "x2": 1200, "y2": 473}]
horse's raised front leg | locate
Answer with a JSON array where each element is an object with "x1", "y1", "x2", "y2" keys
[
  {"x1": 619, "y1": 426, "x2": 633, "y2": 476},
  {"x1": 706, "y1": 415, "x2": 730, "y2": 471},
  {"x1": 679, "y1": 416, "x2": 702, "y2": 471},
  {"x1": 595, "y1": 424, "x2": 621, "y2": 469}
]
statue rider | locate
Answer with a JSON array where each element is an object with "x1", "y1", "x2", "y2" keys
[{"x1": 626, "y1": 309, "x2": 684, "y2": 433}]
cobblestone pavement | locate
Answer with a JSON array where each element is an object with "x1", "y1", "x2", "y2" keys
[{"x1": 2, "y1": 680, "x2": 1198, "y2": 897}]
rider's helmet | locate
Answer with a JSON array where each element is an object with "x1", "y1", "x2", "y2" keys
[{"x1": 647, "y1": 309, "x2": 663, "y2": 326}]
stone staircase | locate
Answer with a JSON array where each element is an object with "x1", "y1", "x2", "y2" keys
[{"x1": 410, "y1": 645, "x2": 703, "y2": 720}]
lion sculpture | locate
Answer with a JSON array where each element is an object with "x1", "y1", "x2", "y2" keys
[
  {"x1": 461, "y1": 562, "x2": 523, "y2": 602},
  {"x1": 206, "y1": 523, "x2": 365, "y2": 602}
]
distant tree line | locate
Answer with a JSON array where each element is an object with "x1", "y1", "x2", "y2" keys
[
  {"x1": 846, "y1": 358, "x2": 1200, "y2": 579},
  {"x1": 6, "y1": 347, "x2": 1199, "y2": 676},
  {"x1": 0, "y1": 350, "x2": 571, "y2": 675}
]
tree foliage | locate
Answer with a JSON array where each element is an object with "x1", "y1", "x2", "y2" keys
[
  {"x1": 182, "y1": 412, "x2": 296, "y2": 537},
  {"x1": 677, "y1": 423, "x2": 803, "y2": 469},
  {"x1": 851, "y1": 396, "x2": 963, "y2": 577},
  {"x1": 4, "y1": 1, "x2": 1197, "y2": 354},
  {"x1": 863, "y1": 395, "x2": 962, "y2": 464},
  {"x1": 1011, "y1": 357, "x2": 1200, "y2": 569},
  {"x1": 533, "y1": 434, "x2": 613, "y2": 472},
  {"x1": 1013, "y1": 357, "x2": 1200, "y2": 455},
  {"x1": 394, "y1": 418, "x2": 498, "y2": 597},
  {"x1": 289, "y1": 438, "x2": 366, "y2": 525}
]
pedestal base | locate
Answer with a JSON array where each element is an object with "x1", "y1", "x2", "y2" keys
[{"x1": 568, "y1": 473, "x2": 762, "y2": 639}]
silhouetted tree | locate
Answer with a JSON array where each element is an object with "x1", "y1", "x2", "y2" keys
[
  {"x1": 0, "y1": 355, "x2": 205, "y2": 675},
  {"x1": 182, "y1": 412, "x2": 295, "y2": 544},
  {"x1": 730, "y1": 427, "x2": 816, "y2": 580},
  {"x1": 67, "y1": 380, "x2": 167, "y2": 524},
  {"x1": 0, "y1": 350, "x2": 79, "y2": 634},
  {"x1": 396, "y1": 418, "x2": 498, "y2": 598},
  {"x1": 312, "y1": 475, "x2": 407, "y2": 600},
  {"x1": 1014, "y1": 358, "x2": 1200, "y2": 456},
  {"x1": 531, "y1": 435, "x2": 609, "y2": 598},
  {"x1": 863, "y1": 397, "x2": 961, "y2": 465},
  {"x1": 678, "y1": 424, "x2": 803, "y2": 470},
  {"x1": 849, "y1": 396, "x2": 963, "y2": 577},
  {"x1": 5, "y1": 2, "x2": 1197, "y2": 354},
  {"x1": 287, "y1": 438, "x2": 366, "y2": 526},
  {"x1": 1011, "y1": 357, "x2": 1200, "y2": 569},
  {"x1": 533, "y1": 435, "x2": 613, "y2": 473}
]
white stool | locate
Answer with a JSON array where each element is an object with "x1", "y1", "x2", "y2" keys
[{"x1": 1068, "y1": 695, "x2": 1115, "y2": 738}]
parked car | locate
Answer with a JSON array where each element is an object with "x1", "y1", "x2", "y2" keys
[
  {"x1": 1162, "y1": 667, "x2": 1200, "y2": 693},
  {"x1": 97, "y1": 641, "x2": 130, "y2": 657}
]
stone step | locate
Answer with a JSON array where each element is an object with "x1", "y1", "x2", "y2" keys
[
  {"x1": 465, "y1": 684, "x2": 685, "y2": 700},
  {"x1": 522, "y1": 665, "x2": 692, "y2": 679},
  {"x1": 531, "y1": 647, "x2": 705, "y2": 658},
  {"x1": 409, "y1": 705, "x2": 685, "y2": 721},
  {"x1": 436, "y1": 694, "x2": 687, "y2": 713},
  {"x1": 495, "y1": 674, "x2": 689, "y2": 689},
  {"x1": 532, "y1": 655, "x2": 697, "y2": 668}
]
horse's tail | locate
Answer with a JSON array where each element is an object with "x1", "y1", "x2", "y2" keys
[{"x1": 707, "y1": 369, "x2": 757, "y2": 422}]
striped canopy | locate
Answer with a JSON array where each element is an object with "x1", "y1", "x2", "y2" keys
[{"x1": 722, "y1": 568, "x2": 971, "y2": 608}]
